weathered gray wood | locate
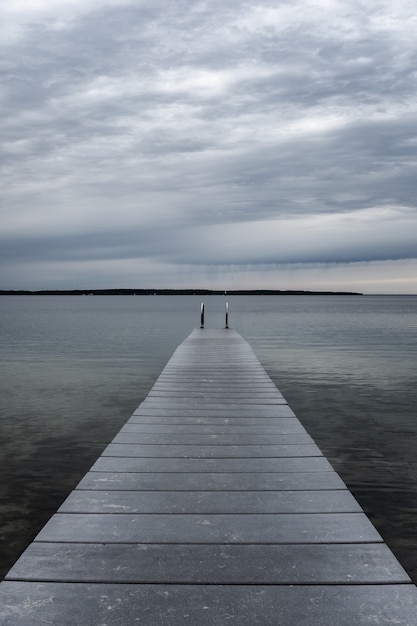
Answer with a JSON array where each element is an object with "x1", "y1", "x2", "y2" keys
[
  {"x1": 1, "y1": 327, "x2": 416, "y2": 625},
  {"x1": 90, "y1": 456, "x2": 333, "y2": 473},
  {"x1": 101, "y1": 443, "x2": 323, "y2": 458},
  {"x1": 147, "y1": 390, "x2": 284, "y2": 398},
  {"x1": 113, "y1": 431, "x2": 314, "y2": 444},
  {"x1": 128, "y1": 414, "x2": 300, "y2": 426},
  {"x1": 142, "y1": 397, "x2": 287, "y2": 405},
  {"x1": 133, "y1": 406, "x2": 294, "y2": 416},
  {"x1": 119, "y1": 422, "x2": 307, "y2": 434},
  {"x1": 35, "y1": 512, "x2": 381, "y2": 544},
  {"x1": 5, "y1": 543, "x2": 408, "y2": 584},
  {"x1": 76, "y1": 471, "x2": 348, "y2": 491},
  {"x1": 59, "y1": 489, "x2": 362, "y2": 514},
  {"x1": 1, "y1": 583, "x2": 417, "y2": 625}
]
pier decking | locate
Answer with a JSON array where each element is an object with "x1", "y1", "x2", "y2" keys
[{"x1": 1, "y1": 329, "x2": 416, "y2": 624}]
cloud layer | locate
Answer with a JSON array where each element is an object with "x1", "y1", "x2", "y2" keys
[{"x1": 1, "y1": 0, "x2": 417, "y2": 292}]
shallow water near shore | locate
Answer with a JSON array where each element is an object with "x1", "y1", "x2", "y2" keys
[{"x1": 1, "y1": 294, "x2": 416, "y2": 582}]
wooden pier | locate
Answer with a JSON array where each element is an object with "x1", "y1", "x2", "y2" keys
[{"x1": 1, "y1": 329, "x2": 416, "y2": 624}]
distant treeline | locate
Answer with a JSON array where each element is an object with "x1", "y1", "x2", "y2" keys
[{"x1": 0, "y1": 289, "x2": 363, "y2": 296}]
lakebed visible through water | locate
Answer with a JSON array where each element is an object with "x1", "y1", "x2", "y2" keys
[{"x1": 0, "y1": 294, "x2": 416, "y2": 582}]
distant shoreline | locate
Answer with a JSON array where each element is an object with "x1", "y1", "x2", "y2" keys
[{"x1": 0, "y1": 289, "x2": 363, "y2": 296}]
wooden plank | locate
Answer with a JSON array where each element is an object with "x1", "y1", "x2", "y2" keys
[
  {"x1": 89, "y1": 456, "x2": 333, "y2": 473},
  {"x1": 127, "y1": 415, "x2": 301, "y2": 426},
  {"x1": 59, "y1": 489, "x2": 362, "y2": 514},
  {"x1": 101, "y1": 443, "x2": 323, "y2": 458},
  {"x1": 112, "y1": 431, "x2": 315, "y2": 444},
  {"x1": 1, "y1": 583, "x2": 416, "y2": 625},
  {"x1": 141, "y1": 397, "x2": 287, "y2": 405},
  {"x1": 34, "y1": 512, "x2": 381, "y2": 544},
  {"x1": 76, "y1": 471, "x2": 348, "y2": 491},
  {"x1": 119, "y1": 422, "x2": 307, "y2": 434},
  {"x1": 133, "y1": 406, "x2": 295, "y2": 417},
  {"x1": 6, "y1": 543, "x2": 408, "y2": 584},
  {"x1": 147, "y1": 390, "x2": 284, "y2": 398}
]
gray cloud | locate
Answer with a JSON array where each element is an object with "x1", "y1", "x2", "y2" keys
[{"x1": 1, "y1": 0, "x2": 417, "y2": 292}]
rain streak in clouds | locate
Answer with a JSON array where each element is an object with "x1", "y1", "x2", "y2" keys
[{"x1": 1, "y1": 0, "x2": 417, "y2": 293}]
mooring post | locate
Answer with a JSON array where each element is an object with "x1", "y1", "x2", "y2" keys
[
  {"x1": 225, "y1": 301, "x2": 229, "y2": 329},
  {"x1": 200, "y1": 302, "x2": 205, "y2": 328}
]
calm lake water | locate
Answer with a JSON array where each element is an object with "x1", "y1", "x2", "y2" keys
[{"x1": 1, "y1": 295, "x2": 416, "y2": 582}]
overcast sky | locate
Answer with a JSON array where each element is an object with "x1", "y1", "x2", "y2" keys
[{"x1": 1, "y1": 0, "x2": 417, "y2": 293}]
